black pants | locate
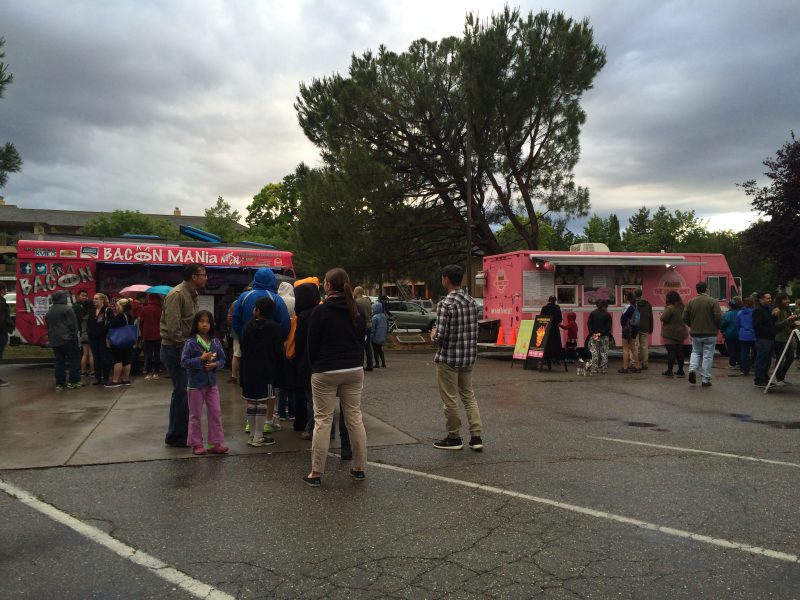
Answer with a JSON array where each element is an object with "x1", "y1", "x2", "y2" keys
[
  {"x1": 143, "y1": 339, "x2": 161, "y2": 374},
  {"x1": 665, "y1": 343, "x2": 685, "y2": 373},
  {"x1": 372, "y1": 342, "x2": 386, "y2": 367},
  {"x1": 773, "y1": 340, "x2": 795, "y2": 382},
  {"x1": 725, "y1": 338, "x2": 740, "y2": 366}
]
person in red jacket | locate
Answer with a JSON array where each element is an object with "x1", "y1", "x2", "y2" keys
[
  {"x1": 138, "y1": 294, "x2": 163, "y2": 379},
  {"x1": 559, "y1": 311, "x2": 579, "y2": 362}
]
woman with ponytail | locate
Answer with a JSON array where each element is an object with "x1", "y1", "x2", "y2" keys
[{"x1": 303, "y1": 268, "x2": 368, "y2": 487}]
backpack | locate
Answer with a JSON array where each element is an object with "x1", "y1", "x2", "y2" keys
[{"x1": 631, "y1": 306, "x2": 641, "y2": 327}]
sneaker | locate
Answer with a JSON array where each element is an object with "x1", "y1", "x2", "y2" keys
[
  {"x1": 0, "y1": 378, "x2": 10, "y2": 387},
  {"x1": 144, "y1": 374, "x2": 153, "y2": 380},
  {"x1": 192, "y1": 446, "x2": 207, "y2": 455},
  {"x1": 104, "y1": 382, "x2": 122, "y2": 388},
  {"x1": 661, "y1": 370, "x2": 674, "y2": 377},
  {"x1": 248, "y1": 437, "x2": 275, "y2": 447},
  {"x1": 55, "y1": 385, "x2": 66, "y2": 392},
  {"x1": 300, "y1": 431, "x2": 312, "y2": 440},
  {"x1": 279, "y1": 415, "x2": 290, "y2": 421},
  {"x1": 688, "y1": 371, "x2": 696, "y2": 385},
  {"x1": 617, "y1": 368, "x2": 629, "y2": 374},
  {"x1": 469, "y1": 436, "x2": 484, "y2": 451},
  {"x1": 433, "y1": 436, "x2": 463, "y2": 450},
  {"x1": 628, "y1": 367, "x2": 642, "y2": 373},
  {"x1": 727, "y1": 365, "x2": 740, "y2": 370},
  {"x1": 264, "y1": 422, "x2": 281, "y2": 434},
  {"x1": 67, "y1": 381, "x2": 85, "y2": 389},
  {"x1": 781, "y1": 380, "x2": 792, "y2": 385},
  {"x1": 754, "y1": 382, "x2": 767, "y2": 388},
  {"x1": 350, "y1": 469, "x2": 366, "y2": 481},
  {"x1": 152, "y1": 373, "x2": 159, "y2": 380},
  {"x1": 244, "y1": 421, "x2": 250, "y2": 434},
  {"x1": 701, "y1": 381, "x2": 712, "y2": 387},
  {"x1": 676, "y1": 371, "x2": 685, "y2": 378},
  {"x1": 121, "y1": 381, "x2": 131, "y2": 386},
  {"x1": 208, "y1": 443, "x2": 229, "y2": 454}
]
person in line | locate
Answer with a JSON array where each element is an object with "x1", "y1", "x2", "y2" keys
[
  {"x1": 752, "y1": 291, "x2": 775, "y2": 388},
  {"x1": 277, "y1": 281, "x2": 297, "y2": 421},
  {"x1": 619, "y1": 291, "x2": 641, "y2": 374},
  {"x1": 771, "y1": 292, "x2": 798, "y2": 385},
  {"x1": 232, "y1": 268, "x2": 291, "y2": 435},
  {"x1": 73, "y1": 290, "x2": 94, "y2": 378},
  {"x1": 181, "y1": 310, "x2": 228, "y2": 456},
  {"x1": 634, "y1": 289, "x2": 653, "y2": 370},
  {"x1": 293, "y1": 278, "x2": 320, "y2": 437},
  {"x1": 129, "y1": 292, "x2": 148, "y2": 375},
  {"x1": 720, "y1": 296, "x2": 742, "y2": 370},
  {"x1": 241, "y1": 296, "x2": 286, "y2": 447},
  {"x1": 226, "y1": 287, "x2": 249, "y2": 384},
  {"x1": 682, "y1": 281, "x2": 723, "y2": 387},
  {"x1": 540, "y1": 296, "x2": 563, "y2": 364},
  {"x1": 431, "y1": 264, "x2": 483, "y2": 451},
  {"x1": 44, "y1": 291, "x2": 83, "y2": 391},
  {"x1": 586, "y1": 300, "x2": 611, "y2": 375},
  {"x1": 87, "y1": 293, "x2": 113, "y2": 386},
  {"x1": 660, "y1": 291, "x2": 688, "y2": 377},
  {"x1": 371, "y1": 301, "x2": 388, "y2": 368},
  {"x1": 161, "y1": 263, "x2": 206, "y2": 448},
  {"x1": 107, "y1": 298, "x2": 136, "y2": 388},
  {"x1": 0, "y1": 283, "x2": 13, "y2": 386},
  {"x1": 304, "y1": 268, "x2": 367, "y2": 487},
  {"x1": 559, "y1": 311, "x2": 579, "y2": 363},
  {"x1": 736, "y1": 296, "x2": 756, "y2": 376},
  {"x1": 138, "y1": 293, "x2": 162, "y2": 380},
  {"x1": 353, "y1": 286, "x2": 374, "y2": 371}
]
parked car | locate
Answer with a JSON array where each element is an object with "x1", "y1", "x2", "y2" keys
[{"x1": 385, "y1": 300, "x2": 437, "y2": 332}]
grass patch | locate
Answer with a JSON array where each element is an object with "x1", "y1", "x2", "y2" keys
[{"x1": 4, "y1": 344, "x2": 53, "y2": 359}]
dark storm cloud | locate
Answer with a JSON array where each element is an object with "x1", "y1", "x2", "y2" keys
[{"x1": 0, "y1": 0, "x2": 796, "y2": 230}]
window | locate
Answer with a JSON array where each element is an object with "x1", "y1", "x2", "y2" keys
[
  {"x1": 707, "y1": 276, "x2": 727, "y2": 301},
  {"x1": 556, "y1": 285, "x2": 577, "y2": 305}
]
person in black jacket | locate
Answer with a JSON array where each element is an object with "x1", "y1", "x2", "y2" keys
[
  {"x1": 86, "y1": 293, "x2": 113, "y2": 386},
  {"x1": 752, "y1": 290, "x2": 776, "y2": 387},
  {"x1": 586, "y1": 300, "x2": 612, "y2": 374},
  {"x1": 303, "y1": 268, "x2": 367, "y2": 487},
  {"x1": 293, "y1": 280, "x2": 320, "y2": 437},
  {"x1": 540, "y1": 296, "x2": 564, "y2": 363}
]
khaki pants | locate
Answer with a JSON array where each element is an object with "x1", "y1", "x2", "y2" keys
[
  {"x1": 436, "y1": 362, "x2": 482, "y2": 438},
  {"x1": 310, "y1": 369, "x2": 367, "y2": 473},
  {"x1": 637, "y1": 332, "x2": 650, "y2": 366}
]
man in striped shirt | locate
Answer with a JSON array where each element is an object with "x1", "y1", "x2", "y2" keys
[{"x1": 431, "y1": 264, "x2": 483, "y2": 451}]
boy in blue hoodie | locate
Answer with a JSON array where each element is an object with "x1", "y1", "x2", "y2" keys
[
  {"x1": 721, "y1": 296, "x2": 741, "y2": 369},
  {"x1": 736, "y1": 297, "x2": 756, "y2": 376}
]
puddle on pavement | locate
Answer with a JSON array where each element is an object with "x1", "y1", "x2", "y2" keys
[
  {"x1": 729, "y1": 413, "x2": 800, "y2": 429},
  {"x1": 627, "y1": 422, "x2": 657, "y2": 428}
]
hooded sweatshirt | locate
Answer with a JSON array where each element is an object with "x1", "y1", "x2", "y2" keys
[
  {"x1": 45, "y1": 291, "x2": 79, "y2": 347},
  {"x1": 232, "y1": 268, "x2": 290, "y2": 338},
  {"x1": 137, "y1": 296, "x2": 163, "y2": 341},
  {"x1": 278, "y1": 281, "x2": 296, "y2": 317},
  {"x1": 307, "y1": 293, "x2": 365, "y2": 373},
  {"x1": 736, "y1": 307, "x2": 755, "y2": 342},
  {"x1": 559, "y1": 311, "x2": 578, "y2": 340}
]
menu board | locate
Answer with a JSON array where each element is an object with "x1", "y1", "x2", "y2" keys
[{"x1": 523, "y1": 270, "x2": 552, "y2": 308}]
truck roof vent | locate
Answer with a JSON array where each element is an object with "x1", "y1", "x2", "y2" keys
[{"x1": 569, "y1": 242, "x2": 610, "y2": 252}]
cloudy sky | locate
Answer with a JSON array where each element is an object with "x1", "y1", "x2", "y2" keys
[{"x1": 0, "y1": 0, "x2": 797, "y2": 233}]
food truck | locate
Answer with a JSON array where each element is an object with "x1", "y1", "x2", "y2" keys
[
  {"x1": 15, "y1": 236, "x2": 295, "y2": 346},
  {"x1": 479, "y1": 243, "x2": 739, "y2": 349}
]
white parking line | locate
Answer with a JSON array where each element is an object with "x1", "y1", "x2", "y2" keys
[
  {"x1": 368, "y1": 460, "x2": 799, "y2": 563},
  {"x1": 0, "y1": 478, "x2": 234, "y2": 600},
  {"x1": 589, "y1": 436, "x2": 800, "y2": 468}
]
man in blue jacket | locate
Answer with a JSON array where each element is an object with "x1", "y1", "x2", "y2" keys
[{"x1": 231, "y1": 268, "x2": 291, "y2": 433}]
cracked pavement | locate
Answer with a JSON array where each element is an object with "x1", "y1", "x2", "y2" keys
[{"x1": 2, "y1": 353, "x2": 800, "y2": 598}]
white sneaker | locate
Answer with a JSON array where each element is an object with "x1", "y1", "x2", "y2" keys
[
  {"x1": 152, "y1": 373, "x2": 160, "y2": 380},
  {"x1": 144, "y1": 374, "x2": 152, "y2": 380}
]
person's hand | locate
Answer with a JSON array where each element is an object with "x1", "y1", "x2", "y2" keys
[
  {"x1": 430, "y1": 327, "x2": 436, "y2": 338},
  {"x1": 204, "y1": 362, "x2": 217, "y2": 371},
  {"x1": 200, "y1": 351, "x2": 213, "y2": 361}
]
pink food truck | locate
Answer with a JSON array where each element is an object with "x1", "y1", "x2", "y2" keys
[
  {"x1": 479, "y1": 243, "x2": 740, "y2": 349},
  {"x1": 15, "y1": 236, "x2": 295, "y2": 346}
]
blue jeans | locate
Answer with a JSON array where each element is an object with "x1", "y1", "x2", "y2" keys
[
  {"x1": 162, "y1": 344, "x2": 188, "y2": 445},
  {"x1": 754, "y1": 338, "x2": 773, "y2": 385},
  {"x1": 53, "y1": 341, "x2": 81, "y2": 386},
  {"x1": 689, "y1": 336, "x2": 716, "y2": 383},
  {"x1": 739, "y1": 340, "x2": 755, "y2": 375}
]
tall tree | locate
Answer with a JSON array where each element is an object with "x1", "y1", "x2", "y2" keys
[
  {"x1": 82, "y1": 210, "x2": 178, "y2": 238},
  {"x1": 0, "y1": 37, "x2": 22, "y2": 188},
  {"x1": 621, "y1": 207, "x2": 652, "y2": 251},
  {"x1": 204, "y1": 196, "x2": 242, "y2": 242},
  {"x1": 295, "y1": 7, "x2": 606, "y2": 253},
  {"x1": 740, "y1": 131, "x2": 800, "y2": 285}
]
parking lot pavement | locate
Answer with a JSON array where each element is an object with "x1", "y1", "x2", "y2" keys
[{"x1": 1, "y1": 352, "x2": 799, "y2": 599}]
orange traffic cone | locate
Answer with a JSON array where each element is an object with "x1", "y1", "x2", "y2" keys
[
  {"x1": 509, "y1": 326, "x2": 517, "y2": 346},
  {"x1": 496, "y1": 324, "x2": 505, "y2": 345}
]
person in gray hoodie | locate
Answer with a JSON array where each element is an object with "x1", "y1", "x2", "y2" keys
[{"x1": 45, "y1": 291, "x2": 83, "y2": 391}]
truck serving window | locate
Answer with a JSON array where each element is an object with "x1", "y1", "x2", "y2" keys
[{"x1": 706, "y1": 276, "x2": 727, "y2": 301}]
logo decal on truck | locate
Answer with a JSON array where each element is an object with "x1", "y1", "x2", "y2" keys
[{"x1": 494, "y1": 268, "x2": 508, "y2": 293}]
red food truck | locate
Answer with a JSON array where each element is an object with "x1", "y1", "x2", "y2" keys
[
  {"x1": 479, "y1": 243, "x2": 740, "y2": 349},
  {"x1": 15, "y1": 236, "x2": 295, "y2": 346}
]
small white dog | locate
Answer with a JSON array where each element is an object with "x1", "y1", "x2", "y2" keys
[{"x1": 576, "y1": 358, "x2": 587, "y2": 376}]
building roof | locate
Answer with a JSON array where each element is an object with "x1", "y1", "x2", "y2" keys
[{"x1": 0, "y1": 205, "x2": 248, "y2": 231}]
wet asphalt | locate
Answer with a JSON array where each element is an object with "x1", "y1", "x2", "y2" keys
[{"x1": 1, "y1": 351, "x2": 799, "y2": 599}]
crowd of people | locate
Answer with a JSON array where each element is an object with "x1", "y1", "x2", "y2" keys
[{"x1": 35, "y1": 263, "x2": 484, "y2": 487}]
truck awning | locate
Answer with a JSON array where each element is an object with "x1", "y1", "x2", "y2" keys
[{"x1": 528, "y1": 253, "x2": 706, "y2": 267}]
